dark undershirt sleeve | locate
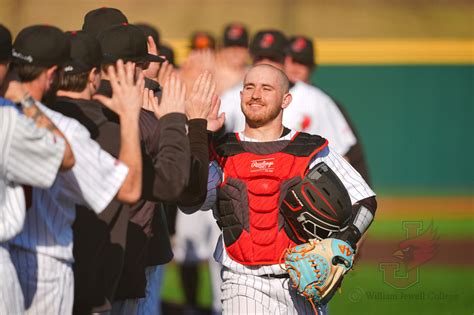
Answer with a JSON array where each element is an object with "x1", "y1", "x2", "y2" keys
[
  {"x1": 177, "y1": 118, "x2": 209, "y2": 208},
  {"x1": 142, "y1": 112, "x2": 191, "y2": 202}
]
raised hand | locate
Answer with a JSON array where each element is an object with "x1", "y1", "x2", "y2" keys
[
  {"x1": 157, "y1": 60, "x2": 175, "y2": 87},
  {"x1": 206, "y1": 94, "x2": 225, "y2": 132},
  {"x1": 151, "y1": 72, "x2": 186, "y2": 119},
  {"x1": 94, "y1": 60, "x2": 145, "y2": 120},
  {"x1": 143, "y1": 36, "x2": 160, "y2": 81},
  {"x1": 185, "y1": 71, "x2": 216, "y2": 120}
]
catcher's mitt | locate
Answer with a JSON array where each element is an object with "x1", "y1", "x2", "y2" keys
[{"x1": 282, "y1": 238, "x2": 354, "y2": 312}]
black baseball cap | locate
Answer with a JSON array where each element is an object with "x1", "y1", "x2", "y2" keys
[
  {"x1": 82, "y1": 7, "x2": 128, "y2": 38},
  {"x1": 190, "y1": 31, "x2": 215, "y2": 50},
  {"x1": 12, "y1": 25, "x2": 70, "y2": 67},
  {"x1": 98, "y1": 24, "x2": 164, "y2": 63},
  {"x1": 223, "y1": 23, "x2": 248, "y2": 48},
  {"x1": 249, "y1": 30, "x2": 287, "y2": 62},
  {"x1": 136, "y1": 23, "x2": 160, "y2": 47},
  {"x1": 286, "y1": 36, "x2": 315, "y2": 67},
  {"x1": 159, "y1": 44, "x2": 175, "y2": 66},
  {"x1": 63, "y1": 31, "x2": 102, "y2": 74},
  {"x1": 0, "y1": 24, "x2": 12, "y2": 62}
]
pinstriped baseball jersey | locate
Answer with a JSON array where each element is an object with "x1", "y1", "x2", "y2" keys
[
  {"x1": 0, "y1": 105, "x2": 65, "y2": 242},
  {"x1": 203, "y1": 130, "x2": 375, "y2": 276},
  {"x1": 219, "y1": 82, "x2": 357, "y2": 155},
  {"x1": 10, "y1": 102, "x2": 129, "y2": 262}
]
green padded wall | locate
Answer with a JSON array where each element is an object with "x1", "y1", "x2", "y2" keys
[{"x1": 311, "y1": 65, "x2": 474, "y2": 193}]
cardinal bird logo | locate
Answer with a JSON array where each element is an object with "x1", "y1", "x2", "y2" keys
[
  {"x1": 379, "y1": 221, "x2": 439, "y2": 289},
  {"x1": 392, "y1": 222, "x2": 439, "y2": 270}
]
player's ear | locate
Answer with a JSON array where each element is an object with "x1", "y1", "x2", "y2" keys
[
  {"x1": 46, "y1": 65, "x2": 58, "y2": 82},
  {"x1": 281, "y1": 92, "x2": 292, "y2": 109}
]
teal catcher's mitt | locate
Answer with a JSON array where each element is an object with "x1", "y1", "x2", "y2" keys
[{"x1": 283, "y1": 238, "x2": 354, "y2": 308}]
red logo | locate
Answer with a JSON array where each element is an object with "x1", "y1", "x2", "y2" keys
[
  {"x1": 194, "y1": 33, "x2": 211, "y2": 49},
  {"x1": 228, "y1": 25, "x2": 243, "y2": 40},
  {"x1": 292, "y1": 37, "x2": 308, "y2": 52},
  {"x1": 260, "y1": 34, "x2": 274, "y2": 48},
  {"x1": 250, "y1": 158, "x2": 275, "y2": 173},
  {"x1": 300, "y1": 115, "x2": 312, "y2": 131}
]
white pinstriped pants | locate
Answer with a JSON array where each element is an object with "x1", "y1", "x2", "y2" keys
[
  {"x1": 10, "y1": 246, "x2": 74, "y2": 315},
  {"x1": 0, "y1": 244, "x2": 24, "y2": 315},
  {"x1": 221, "y1": 267, "x2": 327, "y2": 315}
]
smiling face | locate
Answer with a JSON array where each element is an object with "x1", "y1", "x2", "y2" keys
[{"x1": 240, "y1": 64, "x2": 291, "y2": 128}]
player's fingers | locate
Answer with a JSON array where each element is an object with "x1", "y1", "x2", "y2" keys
[
  {"x1": 115, "y1": 59, "x2": 127, "y2": 85},
  {"x1": 125, "y1": 61, "x2": 135, "y2": 86},
  {"x1": 108, "y1": 64, "x2": 122, "y2": 95},
  {"x1": 147, "y1": 36, "x2": 158, "y2": 55}
]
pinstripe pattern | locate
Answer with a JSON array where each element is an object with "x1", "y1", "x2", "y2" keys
[
  {"x1": 0, "y1": 106, "x2": 65, "y2": 242},
  {"x1": 201, "y1": 130, "x2": 375, "y2": 313},
  {"x1": 5, "y1": 102, "x2": 128, "y2": 315},
  {"x1": 221, "y1": 267, "x2": 327, "y2": 315},
  {"x1": 0, "y1": 244, "x2": 24, "y2": 315},
  {"x1": 10, "y1": 246, "x2": 74, "y2": 315},
  {"x1": 10, "y1": 102, "x2": 129, "y2": 262}
]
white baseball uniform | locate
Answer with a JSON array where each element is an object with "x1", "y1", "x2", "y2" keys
[
  {"x1": 219, "y1": 81, "x2": 357, "y2": 155},
  {"x1": 0, "y1": 103, "x2": 66, "y2": 315},
  {"x1": 9, "y1": 102, "x2": 129, "y2": 315},
  {"x1": 189, "y1": 129, "x2": 375, "y2": 314}
]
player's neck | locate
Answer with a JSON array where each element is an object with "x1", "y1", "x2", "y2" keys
[
  {"x1": 22, "y1": 81, "x2": 44, "y2": 101},
  {"x1": 243, "y1": 119, "x2": 284, "y2": 141},
  {"x1": 57, "y1": 89, "x2": 92, "y2": 101}
]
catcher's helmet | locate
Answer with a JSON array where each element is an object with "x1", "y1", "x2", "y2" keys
[{"x1": 281, "y1": 162, "x2": 352, "y2": 243}]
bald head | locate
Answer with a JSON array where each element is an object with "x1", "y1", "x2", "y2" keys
[{"x1": 244, "y1": 64, "x2": 290, "y2": 94}]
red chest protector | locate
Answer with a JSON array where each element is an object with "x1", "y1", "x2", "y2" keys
[{"x1": 212, "y1": 132, "x2": 328, "y2": 266}]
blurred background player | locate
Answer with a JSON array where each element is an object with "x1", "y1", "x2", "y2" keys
[{"x1": 284, "y1": 35, "x2": 371, "y2": 183}]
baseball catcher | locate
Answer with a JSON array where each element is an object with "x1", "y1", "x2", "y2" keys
[{"x1": 280, "y1": 162, "x2": 377, "y2": 313}]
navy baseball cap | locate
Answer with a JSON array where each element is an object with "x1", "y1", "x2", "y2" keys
[
  {"x1": 223, "y1": 23, "x2": 248, "y2": 48},
  {"x1": 0, "y1": 24, "x2": 12, "y2": 62},
  {"x1": 286, "y1": 36, "x2": 315, "y2": 67},
  {"x1": 82, "y1": 7, "x2": 128, "y2": 38},
  {"x1": 190, "y1": 31, "x2": 216, "y2": 50},
  {"x1": 98, "y1": 24, "x2": 164, "y2": 63},
  {"x1": 63, "y1": 31, "x2": 102, "y2": 74},
  {"x1": 12, "y1": 25, "x2": 71, "y2": 67},
  {"x1": 250, "y1": 30, "x2": 287, "y2": 62}
]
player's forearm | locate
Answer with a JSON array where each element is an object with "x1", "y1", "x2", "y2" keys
[
  {"x1": 22, "y1": 101, "x2": 75, "y2": 170},
  {"x1": 116, "y1": 115, "x2": 143, "y2": 204},
  {"x1": 149, "y1": 113, "x2": 190, "y2": 202},
  {"x1": 178, "y1": 118, "x2": 209, "y2": 207}
]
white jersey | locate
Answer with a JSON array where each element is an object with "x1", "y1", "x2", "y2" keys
[
  {"x1": 219, "y1": 81, "x2": 357, "y2": 155},
  {"x1": 10, "y1": 102, "x2": 128, "y2": 262},
  {"x1": 199, "y1": 129, "x2": 375, "y2": 276},
  {"x1": 0, "y1": 105, "x2": 65, "y2": 242}
]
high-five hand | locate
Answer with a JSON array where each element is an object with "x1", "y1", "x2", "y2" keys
[{"x1": 94, "y1": 60, "x2": 145, "y2": 121}]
